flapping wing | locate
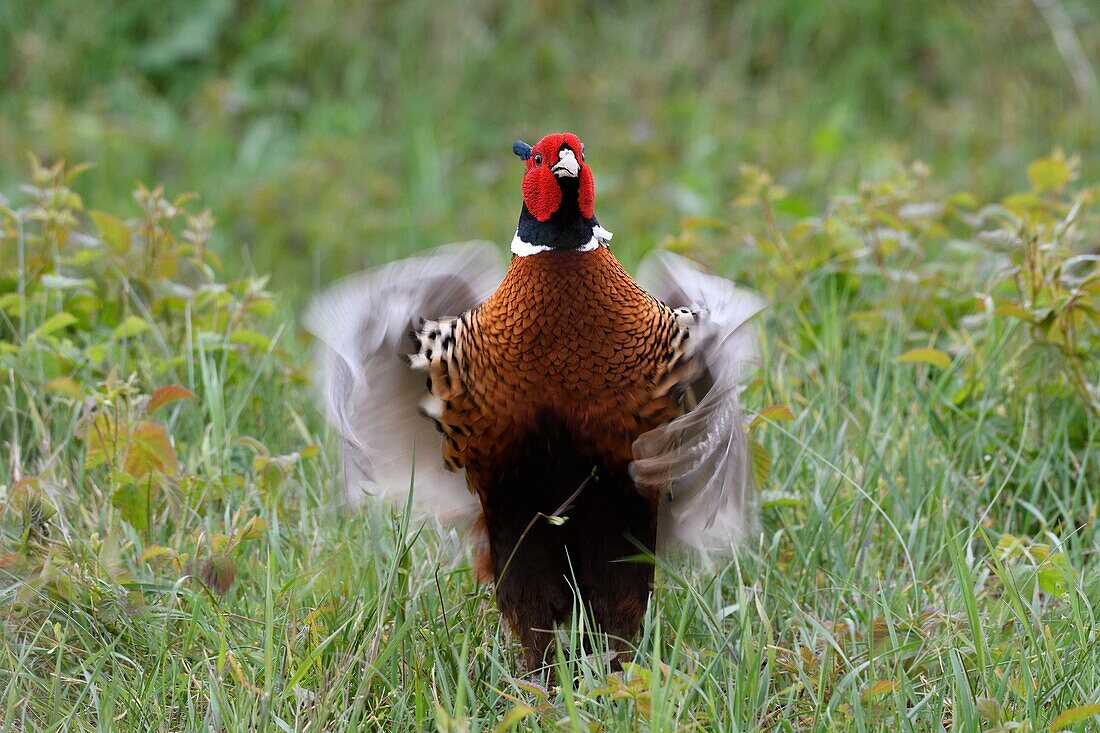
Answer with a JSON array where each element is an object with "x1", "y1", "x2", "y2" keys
[
  {"x1": 303, "y1": 241, "x2": 506, "y2": 522},
  {"x1": 634, "y1": 250, "x2": 766, "y2": 550}
]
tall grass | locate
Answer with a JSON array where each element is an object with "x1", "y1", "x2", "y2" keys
[
  {"x1": 1, "y1": 144, "x2": 1097, "y2": 729},
  {"x1": 0, "y1": 0, "x2": 1097, "y2": 293}
]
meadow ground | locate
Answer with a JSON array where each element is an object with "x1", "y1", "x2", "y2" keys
[{"x1": 1, "y1": 2, "x2": 1099, "y2": 731}]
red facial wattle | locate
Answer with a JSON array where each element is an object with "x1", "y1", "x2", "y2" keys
[
  {"x1": 519, "y1": 133, "x2": 595, "y2": 222},
  {"x1": 521, "y1": 165, "x2": 561, "y2": 222}
]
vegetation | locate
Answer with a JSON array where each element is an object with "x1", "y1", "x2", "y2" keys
[{"x1": 1, "y1": 1, "x2": 1099, "y2": 730}]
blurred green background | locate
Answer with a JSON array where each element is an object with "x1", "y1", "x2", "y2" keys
[{"x1": 1, "y1": 0, "x2": 1097, "y2": 293}]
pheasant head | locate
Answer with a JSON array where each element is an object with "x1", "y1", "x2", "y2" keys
[{"x1": 511, "y1": 133, "x2": 610, "y2": 254}]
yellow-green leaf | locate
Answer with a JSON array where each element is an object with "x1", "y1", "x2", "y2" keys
[
  {"x1": 0, "y1": 293, "x2": 23, "y2": 316},
  {"x1": 90, "y1": 210, "x2": 131, "y2": 254},
  {"x1": 1051, "y1": 704, "x2": 1100, "y2": 731},
  {"x1": 82, "y1": 413, "x2": 121, "y2": 470},
  {"x1": 994, "y1": 302, "x2": 1034, "y2": 322},
  {"x1": 230, "y1": 329, "x2": 272, "y2": 351},
  {"x1": 112, "y1": 482, "x2": 150, "y2": 531},
  {"x1": 1027, "y1": 156, "x2": 1073, "y2": 193},
  {"x1": 750, "y1": 437, "x2": 771, "y2": 487},
  {"x1": 33, "y1": 312, "x2": 77, "y2": 339},
  {"x1": 493, "y1": 704, "x2": 535, "y2": 733},
  {"x1": 751, "y1": 404, "x2": 796, "y2": 429},
  {"x1": 140, "y1": 545, "x2": 177, "y2": 563},
  {"x1": 864, "y1": 679, "x2": 899, "y2": 698},
  {"x1": 43, "y1": 377, "x2": 82, "y2": 398},
  {"x1": 211, "y1": 533, "x2": 232, "y2": 554},
  {"x1": 239, "y1": 516, "x2": 267, "y2": 541},
  {"x1": 898, "y1": 347, "x2": 951, "y2": 370},
  {"x1": 112, "y1": 316, "x2": 151, "y2": 340}
]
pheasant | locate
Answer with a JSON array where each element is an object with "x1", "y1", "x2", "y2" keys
[{"x1": 305, "y1": 132, "x2": 764, "y2": 672}]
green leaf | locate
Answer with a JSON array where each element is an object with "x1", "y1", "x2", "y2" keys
[
  {"x1": 1050, "y1": 704, "x2": 1100, "y2": 731},
  {"x1": 897, "y1": 347, "x2": 951, "y2": 370},
  {"x1": 750, "y1": 437, "x2": 771, "y2": 487},
  {"x1": 82, "y1": 413, "x2": 121, "y2": 470},
  {"x1": 1027, "y1": 155, "x2": 1073, "y2": 193},
  {"x1": 112, "y1": 481, "x2": 150, "y2": 531},
  {"x1": 140, "y1": 545, "x2": 177, "y2": 563},
  {"x1": 89, "y1": 210, "x2": 131, "y2": 254},
  {"x1": 230, "y1": 329, "x2": 272, "y2": 351},
  {"x1": 994, "y1": 302, "x2": 1034, "y2": 322},
  {"x1": 493, "y1": 704, "x2": 535, "y2": 733},
  {"x1": 43, "y1": 377, "x2": 82, "y2": 398},
  {"x1": 239, "y1": 516, "x2": 267, "y2": 541},
  {"x1": 0, "y1": 293, "x2": 23, "y2": 316},
  {"x1": 33, "y1": 312, "x2": 77, "y2": 339},
  {"x1": 112, "y1": 316, "x2": 151, "y2": 340},
  {"x1": 750, "y1": 404, "x2": 796, "y2": 429}
]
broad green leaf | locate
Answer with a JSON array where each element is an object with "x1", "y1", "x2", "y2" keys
[
  {"x1": 230, "y1": 329, "x2": 272, "y2": 350},
  {"x1": 82, "y1": 413, "x2": 121, "y2": 470},
  {"x1": 33, "y1": 312, "x2": 77, "y2": 339},
  {"x1": 89, "y1": 210, "x2": 131, "y2": 253},
  {"x1": 1050, "y1": 704, "x2": 1100, "y2": 731},
  {"x1": 994, "y1": 302, "x2": 1034, "y2": 322},
  {"x1": 112, "y1": 482, "x2": 150, "y2": 531},
  {"x1": 0, "y1": 293, "x2": 23, "y2": 316},
  {"x1": 112, "y1": 316, "x2": 151, "y2": 340},
  {"x1": 43, "y1": 377, "x2": 82, "y2": 398},
  {"x1": 1027, "y1": 155, "x2": 1073, "y2": 193},
  {"x1": 140, "y1": 545, "x2": 177, "y2": 563},
  {"x1": 898, "y1": 347, "x2": 951, "y2": 370}
]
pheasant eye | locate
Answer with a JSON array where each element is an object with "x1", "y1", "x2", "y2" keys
[{"x1": 534, "y1": 153, "x2": 543, "y2": 166}]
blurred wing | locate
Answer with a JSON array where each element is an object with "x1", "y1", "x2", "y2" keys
[
  {"x1": 303, "y1": 241, "x2": 505, "y2": 522},
  {"x1": 634, "y1": 250, "x2": 766, "y2": 550}
]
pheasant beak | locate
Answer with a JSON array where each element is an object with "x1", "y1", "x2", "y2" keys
[{"x1": 551, "y1": 148, "x2": 580, "y2": 178}]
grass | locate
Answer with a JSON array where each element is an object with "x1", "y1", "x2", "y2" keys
[
  {"x1": 1, "y1": 1, "x2": 1098, "y2": 293},
  {"x1": 0, "y1": 152, "x2": 1097, "y2": 730},
  {"x1": 1, "y1": 2, "x2": 1099, "y2": 730}
]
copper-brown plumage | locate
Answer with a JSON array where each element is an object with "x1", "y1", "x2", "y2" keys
[
  {"x1": 437, "y1": 247, "x2": 682, "y2": 476},
  {"x1": 305, "y1": 132, "x2": 765, "y2": 674},
  {"x1": 418, "y1": 246, "x2": 690, "y2": 667}
]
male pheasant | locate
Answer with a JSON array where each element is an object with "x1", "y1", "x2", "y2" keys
[{"x1": 305, "y1": 132, "x2": 764, "y2": 672}]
